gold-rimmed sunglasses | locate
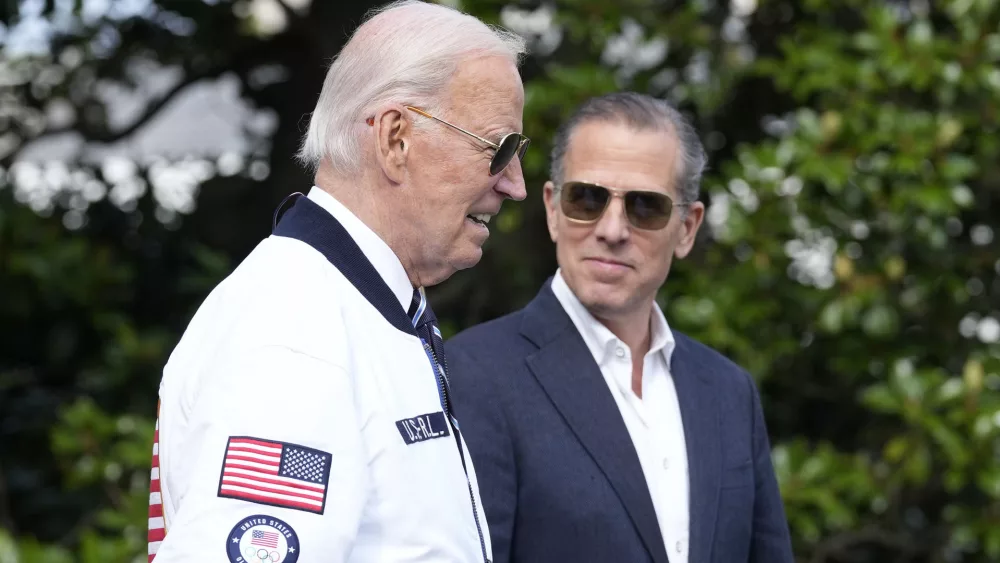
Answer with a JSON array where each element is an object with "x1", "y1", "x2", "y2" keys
[
  {"x1": 557, "y1": 181, "x2": 688, "y2": 231},
  {"x1": 367, "y1": 106, "x2": 530, "y2": 176}
]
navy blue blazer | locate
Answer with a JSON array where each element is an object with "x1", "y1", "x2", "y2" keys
[{"x1": 445, "y1": 280, "x2": 794, "y2": 563}]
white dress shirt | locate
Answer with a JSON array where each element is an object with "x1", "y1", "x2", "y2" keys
[
  {"x1": 551, "y1": 269, "x2": 690, "y2": 563},
  {"x1": 150, "y1": 186, "x2": 491, "y2": 563}
]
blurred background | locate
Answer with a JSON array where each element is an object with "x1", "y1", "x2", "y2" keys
[{"x1": 1, "y1": 0, "x2": 999, "y2": 561}]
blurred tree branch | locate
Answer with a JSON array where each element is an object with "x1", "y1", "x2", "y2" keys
[
  {"x1": 31, "y1": 66, "x2": 228, "y2": 146},
  {"x1": 5, "y1": 31, "x2": 293, "y2": 166}
]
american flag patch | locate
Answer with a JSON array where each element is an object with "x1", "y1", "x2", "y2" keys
[
  {"x1": 217, "y1": 436, "x2": 331, "y2": 514},
  {"x1": 251, "y1": 529, "x2": 279, "y2": 548}
]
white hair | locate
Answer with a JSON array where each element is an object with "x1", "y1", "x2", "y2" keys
[{"x1": 297, "y1": 0, "x2": 527, "y2": 175}]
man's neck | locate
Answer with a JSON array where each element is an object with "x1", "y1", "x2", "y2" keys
[
  {"x1": 314, "y1": 167, "x2": 421, "y2": 288},
  {"x1": 593, "y1": 304, "x2": 653, "y2": 356},
  {"x1": 593, "y1": 303, "x2": 653, "y2": 398}
]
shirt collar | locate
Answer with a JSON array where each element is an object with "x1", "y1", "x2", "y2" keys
[
  {"x1": 307, "y1": 186, "x2": 414, "y2": 312},
  {"x1": 550, "y1": 268, "x2": 676, "y2": 369},
  {"x1": 649, "y1": 295, "x2": 676, "y2": 371}
]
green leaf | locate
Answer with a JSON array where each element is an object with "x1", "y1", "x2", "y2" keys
[
  {"x1": 940, "y1": 154, "x2": 979, "y2": 180},
  {"x1": 903, "y1": 445, "x2": 932, "y2": 484},
  {"x1": 862, "y1": 385, "x2": 901, "y2": 413},
  {"x1": 862, "y1": 304, "x2": 900, "y2": 337},
  {"x1": 977, "y1": 467, "x2": 1000, "y2": 499},
  {"x1": 0, "y1": 530, "x2": 18, "y2": 563},
  {"x1": 925, "y1": 415, "x2": 970, "y2": 466}
]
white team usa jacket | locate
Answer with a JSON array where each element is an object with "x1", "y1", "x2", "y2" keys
[{"x1": 147, "y1": 188, "x2": 491, "y2": 563}]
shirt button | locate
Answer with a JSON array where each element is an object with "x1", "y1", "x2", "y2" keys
[
  {"x1": 662, "y1": 458, "x2": 670, "y2": 470},
  {"x1": 676, "y1": 540, "x2": 683, "y2": 553},
  {"x1": 615, "y1": 347, "x2": 626, "y2": 359}
]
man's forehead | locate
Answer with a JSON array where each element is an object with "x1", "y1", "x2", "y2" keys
[
  {"x1": 448, "y1": 56, "x2": 524, "y2": 126},
  {"x1": 562, "y1": 123, "x2": 680, "y2": 194},
  {"x1": 567, "y1": 119, "x2": 677, "y2": 149}
]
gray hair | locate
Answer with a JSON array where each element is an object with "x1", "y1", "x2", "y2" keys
[
  {"x1": 550, "y1": 92, "x2": 707, "y2": 204},
  {"x1": 297, "y1": 0, "x2": 527, "y2": 175}
]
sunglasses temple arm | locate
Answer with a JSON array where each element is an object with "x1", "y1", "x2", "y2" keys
[{"x1": 407, "y1": 107, "x2": 500, "y2": 150}]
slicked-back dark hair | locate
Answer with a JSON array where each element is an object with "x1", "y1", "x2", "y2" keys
[{"x1": 550, "y1": 92, "x2": 707, "y2": 204}]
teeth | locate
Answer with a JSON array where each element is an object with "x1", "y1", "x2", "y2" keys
[{"x1": 468, "y1": 213, "x2": 492, "y2": 224}]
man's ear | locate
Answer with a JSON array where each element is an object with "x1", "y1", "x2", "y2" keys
[
  {"x1": 372, "y1": 106, "x2": 411, "y2": 184},
  {"x1": 673, "y1": 201, "x2": 705, "y2": 259},
  {"x1": 543, "y1": 181, "x2": 560, "y2": 243}
]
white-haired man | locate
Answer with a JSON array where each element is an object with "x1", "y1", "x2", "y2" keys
[{"x1": 146, "y1": 2, "x2": 528, "y2": 562}]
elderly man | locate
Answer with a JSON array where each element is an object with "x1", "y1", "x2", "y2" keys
[
  {"x1": 146, "y1": 2, "x2": 528, "y2": 562},
  {"x1": 446, "y1": 92, "x2": 794, "y2": 563}
]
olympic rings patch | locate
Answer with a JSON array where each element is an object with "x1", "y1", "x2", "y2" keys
[{"x1": 226, "y1": 514, "x2": 300, "y2": 563}]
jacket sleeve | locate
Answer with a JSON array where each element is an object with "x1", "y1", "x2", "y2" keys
[
  {"x1": 153, "y1": 345, "x2": 369, "y2": 563},
  {"x1": 747, "y1": 373, "x2": 795, "y2": 563},
  {"x1": 446, "y1": 343, "x2": 517, "y2": 563}
]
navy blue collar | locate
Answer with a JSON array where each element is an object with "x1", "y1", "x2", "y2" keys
[{"x1": 272, "y1": 193, "x2": 417, "y2": 337}]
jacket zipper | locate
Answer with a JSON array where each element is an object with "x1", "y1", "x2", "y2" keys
[{"x1": 423, "y1": 340, "x2": 489, "y2": 563}]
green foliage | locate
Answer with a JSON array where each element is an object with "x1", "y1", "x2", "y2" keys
[
  {"x1": 1, "y1": 0, "x2": 999, "y2": 561},
  {"x1": 0, "y1": 190, "x2": 223, "y2": 561},
  {"x1": 666, "y1": 0, "x2": 1000, "y2": 559}
]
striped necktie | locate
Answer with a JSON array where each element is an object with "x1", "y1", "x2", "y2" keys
[
  {"x1": 407, "y1": 287, "x2": 451, "y2": 394},
  {"x1": 406, "y1": 288, "x2": 489, "y2": 562}
]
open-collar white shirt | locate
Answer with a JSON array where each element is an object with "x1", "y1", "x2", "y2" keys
[{"x1": 551, "y1": 269, "x2": 691, "y2": 563}]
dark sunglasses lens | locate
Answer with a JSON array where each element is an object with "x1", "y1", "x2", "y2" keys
[
  {"x1": 625, "y1": 191, "x2": 673, "y2": 229},
  {"x1": 561, "y1": 183, "x2": 610, "y2": 222},
  {"x1": 517, "y1": 138, "x2": 530, "y2": 160},
  {"x1": 490, "y1": 135, "x2": 521, "y2": 175}
]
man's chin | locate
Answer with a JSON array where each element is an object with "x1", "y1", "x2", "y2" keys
[
  {"x1": 456, "y1": 246, "x2": 484, "y2": 271},
  {"x1": 578, "y1": 288, "x2": 635, "y2": 318},
  {"x1": 429, "y1": 247, "x2": 482, "y2": 284}
]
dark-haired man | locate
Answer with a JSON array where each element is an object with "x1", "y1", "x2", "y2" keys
[{"x1": 446, "y1": 92, "x2": 794, "y2": 563}]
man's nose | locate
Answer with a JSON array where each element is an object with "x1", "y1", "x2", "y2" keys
[
  {"x1": 496, "y1": 158, "x2": 527, "y2": 201},
  {"x1": 593, "y1": 196, "x2": 630, "y2": 244}
]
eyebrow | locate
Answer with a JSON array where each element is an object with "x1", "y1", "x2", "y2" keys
[{"x1": 489, "y1": 125, "x2": 521, "y2": 143}]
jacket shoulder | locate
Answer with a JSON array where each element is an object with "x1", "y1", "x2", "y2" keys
[
  {"x1": 447, "y1": 309, "x2": 526, "y2": 351},
  {"x1": 673, "y1": 330, "x2": 758, "y2": 391}
]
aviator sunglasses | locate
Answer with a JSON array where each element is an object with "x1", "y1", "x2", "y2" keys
[
  {"x1": 367, "y1": 106, "x2": 530, "y2": 176},
  {"x1": 558, "y1": 181, "x2": 687, "y2": 231}
]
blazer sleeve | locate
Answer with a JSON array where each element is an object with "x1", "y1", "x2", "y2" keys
[
  {"x1": 446, "y1": 343, "x2": 517, "y2": 563},
  {"x1": 747, "y1": 374, "x2": 796, "y2": 563}
]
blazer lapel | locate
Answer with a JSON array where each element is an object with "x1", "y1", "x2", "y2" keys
[
  {"x1": 671, "y1": 335, "x2": 721, "y2": 563},
  {"x1": 520, "y1": 284, "x2": 671, "y2": 563}
]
